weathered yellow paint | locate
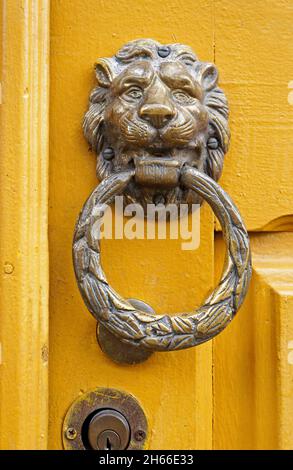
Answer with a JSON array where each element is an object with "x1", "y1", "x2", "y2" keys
[
  {"x1": 0, "y1": 1, "x2": 49, "y2": 450},
  {"x1": 214, "y1": 0, "x2": 293, "y2": 231},
  {"x1": 1, "y1": 0, "x2": 293, "y2": 451},
  {"x1": 214, "y1": 233, "x2": 293, "y2": 449},
  {"x1": 49, "y1": 0, "x2": 215, "y2": 450}
]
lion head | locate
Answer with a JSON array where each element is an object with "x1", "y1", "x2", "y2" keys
[{"x1": 83, "y1": 39, "x2": 230, "y2": 208}]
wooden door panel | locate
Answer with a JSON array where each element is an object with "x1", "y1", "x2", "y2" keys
[
  {"x1": 214, "y1": 0, "x2": 293, "y2": 231},
  {"x1": 49, "y1": 0, "x2": 215, "y2": 450},
  {"x1": 214, "y1": 232, "x2": 293, "y2": 449}
]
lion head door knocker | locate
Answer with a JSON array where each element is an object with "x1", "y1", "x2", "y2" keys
[{"x1": 73, "y1": 39, "x2": 251, "y2": 364}]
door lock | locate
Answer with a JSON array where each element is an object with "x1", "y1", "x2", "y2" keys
[
  {"x1": 63, "y1": 387, "x2": 148, "y2": 450},
  {"x1": 87, "y1": 409, "x2": 130, "y2": 450}
]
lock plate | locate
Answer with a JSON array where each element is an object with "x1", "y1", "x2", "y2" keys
[{"x1": 62, "y1": 388, "x2": 148, "y2": 450}]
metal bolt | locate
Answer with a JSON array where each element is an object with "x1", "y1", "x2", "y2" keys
[
  {"x1": 157, "y1": 46, "x2": 171, "y2": 58},
  {"x1": 134, "y1": 429, "x2": 146, "y2": 442},
  {"x1": 66, "y1": 427, "x2": 77, "y2": 440},
  {"x1": 207, "y1": 137, "x2": 219, "y2": 149},
  {"x1": 102, "y1": 147, "x2": 115, "y2": 160}
]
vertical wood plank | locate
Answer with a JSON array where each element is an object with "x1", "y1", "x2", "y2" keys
[
  {"x1": 0, "y1": 0, "x2": 50, "y2": 450},
  {"x1": 49, "y1": 0, "x2": 215, "y2": 449}
]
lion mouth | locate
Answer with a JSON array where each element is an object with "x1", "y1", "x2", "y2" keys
[
  {"x1": 144, "y1": 145, "x2": 174, "y2": 158},
  {"x1": 143, "y1": 144, "x2": 176, "y2": 160},
  {"x1": 121, "y1": 142, "x2": 201, "y2": 187}
]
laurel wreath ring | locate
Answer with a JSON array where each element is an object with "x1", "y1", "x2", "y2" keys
[{"x1": 73, "y1": 165, "x2": 251, "y2": 351}]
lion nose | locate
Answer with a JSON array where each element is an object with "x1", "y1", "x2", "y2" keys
[{"x1": 139, "y1": 103, "x2": 175, "y2": 128}]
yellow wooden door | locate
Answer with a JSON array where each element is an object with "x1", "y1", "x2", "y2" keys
[{"x1": 0, "y1": 0, "x2": 293, "y2": 450}]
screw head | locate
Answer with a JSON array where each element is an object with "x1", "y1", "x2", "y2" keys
[
  {"x1": 207, "y1": 137, "x2": 219, "y2": 149},
  {"x1": 65, "y1": 427, "x2": 77, "y2": 440},
  {"x1": 102, "y1": 147, "x2": 115, "y2": 160},
  {"x1": 157, "y1": 46, "x2": 171, "y2": 58},
  {"x1": 134, "y1": 429, "x2": 146, "y2": 442},
  {"x1": 4, "y1": 263, "x2": 14, "y2": 274}
]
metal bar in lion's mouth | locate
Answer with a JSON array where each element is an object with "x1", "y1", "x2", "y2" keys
[{"x1": 134, "y1": 156, "x2": 181, "y2": 187}]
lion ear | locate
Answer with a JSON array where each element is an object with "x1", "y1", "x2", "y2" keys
[
  {"x1": 94, "y1": 59, "x2": 113, "y2": 88},
  {"x1": 195, "y1": 62, "x2": 218, "y2": 91}
]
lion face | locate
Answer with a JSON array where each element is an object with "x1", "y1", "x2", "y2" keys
[{"x1": 83, "y1": 40, "x2": 230, "y2": 208}]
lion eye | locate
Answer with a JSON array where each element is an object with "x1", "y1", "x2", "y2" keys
[
  {"x1": 172, "y1": 90, "x2": 193, "y2": 104},
  {"x1": 123, "y1": 87, "x2": 143, "y2": 100}
]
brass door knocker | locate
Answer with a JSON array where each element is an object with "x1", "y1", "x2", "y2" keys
[{"x1": 73, "y1": 39, "x2": 251, "y2": 364}]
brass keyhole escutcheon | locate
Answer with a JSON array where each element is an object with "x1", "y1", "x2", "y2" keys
[{"x1": 63, "y1": 388, "x2": 148, "y2": 450}]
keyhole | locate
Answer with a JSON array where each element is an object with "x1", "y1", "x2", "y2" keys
[
  {"x1": 96, "y1": 429, "x2": 121, "y2": 450},
  {"x1": 85, "y1": 408, "x2": 131, "y2": 450},
  {"x1": 106, "y1": 436, "x2": 112, "y2": 450}
]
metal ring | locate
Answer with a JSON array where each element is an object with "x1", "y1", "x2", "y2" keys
[{"x1": 73, "y1": 165, "x2": 251, "y2": 351}]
